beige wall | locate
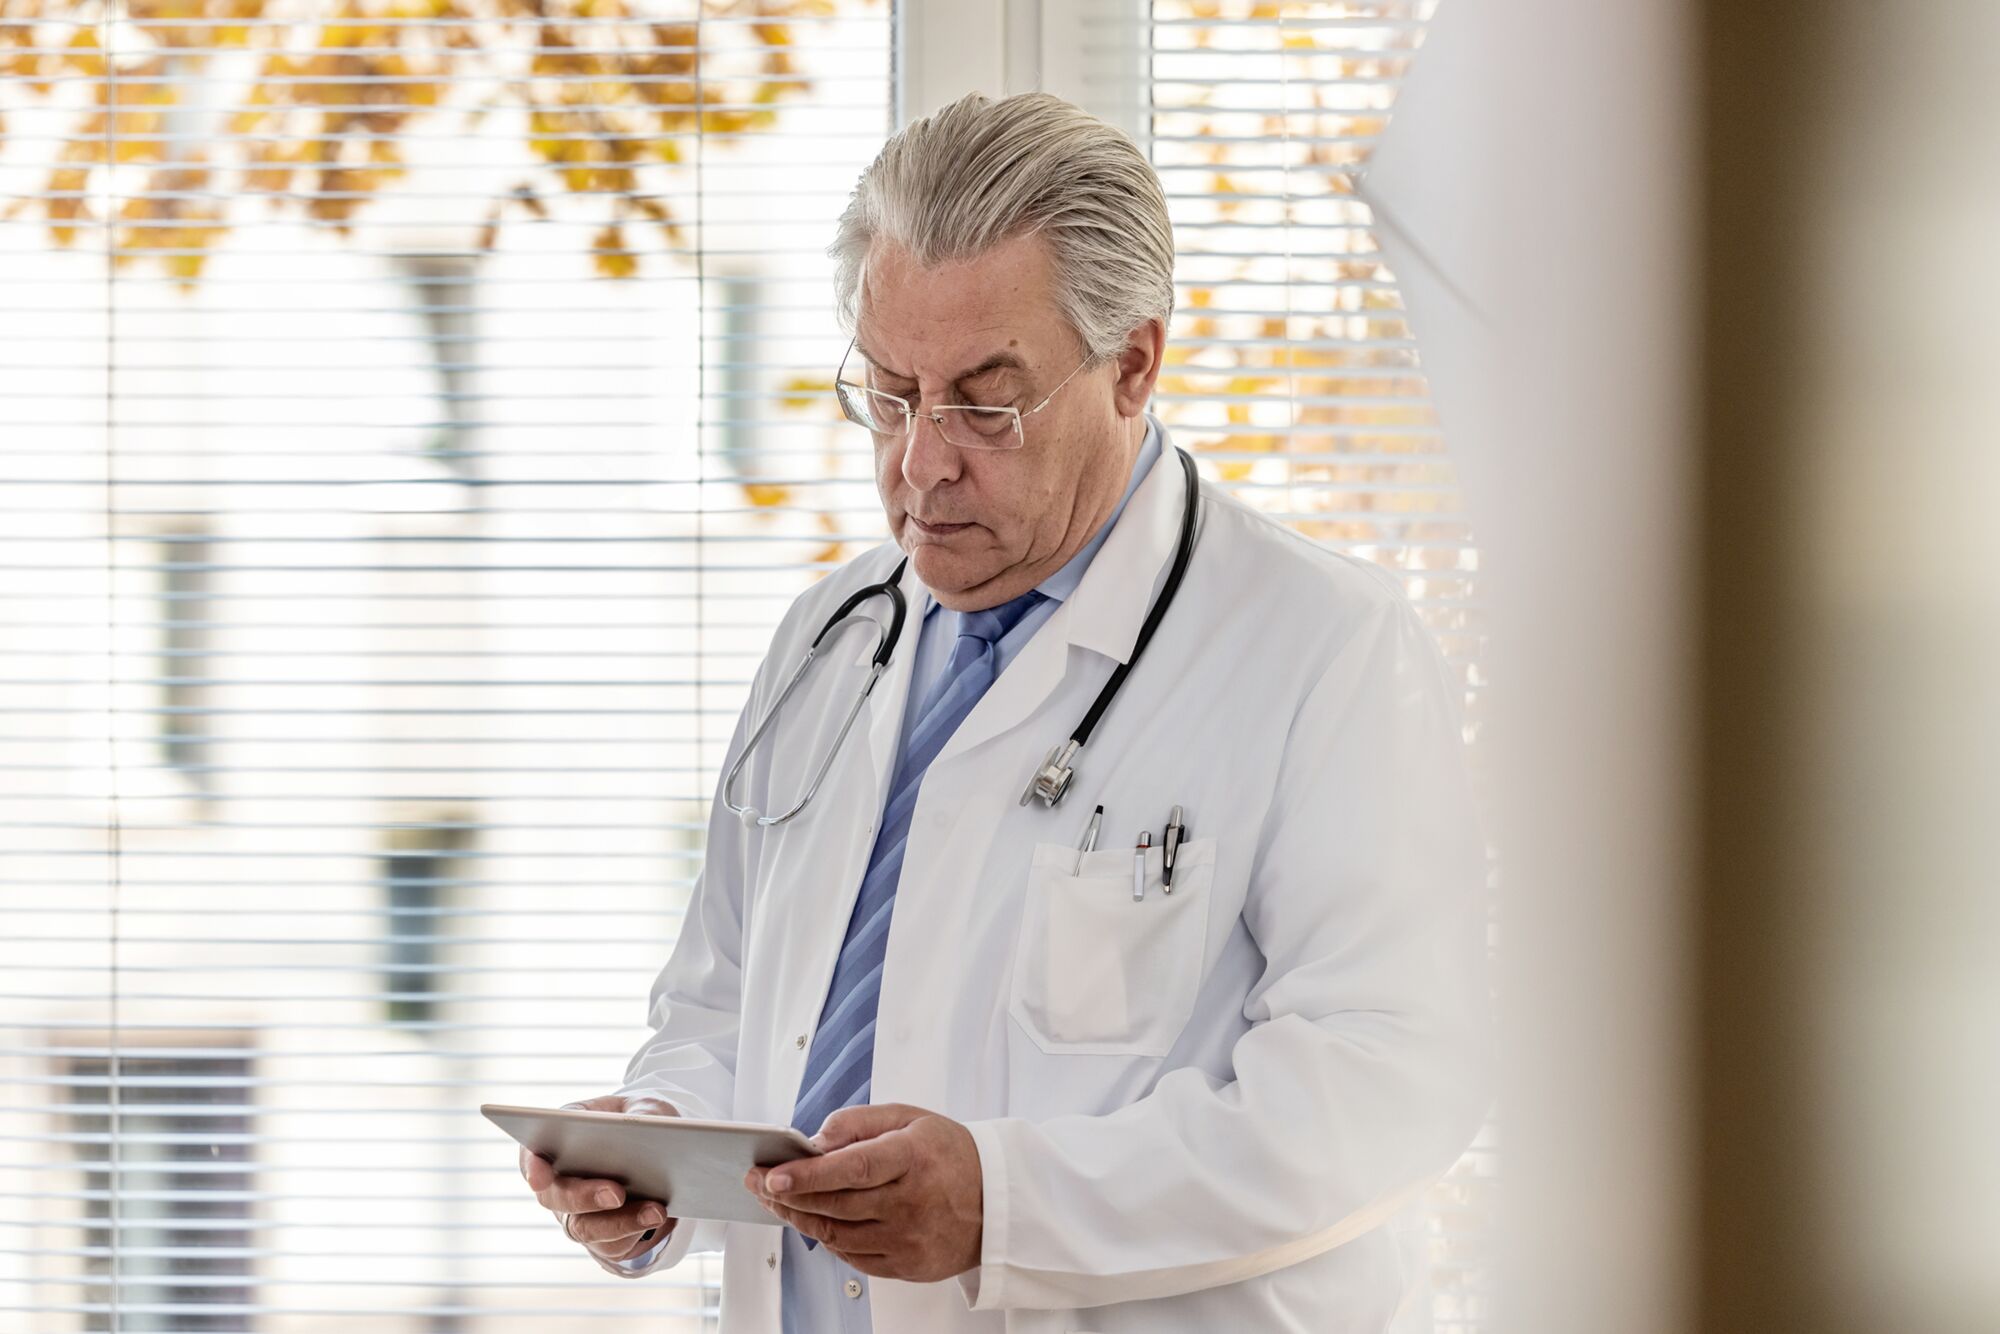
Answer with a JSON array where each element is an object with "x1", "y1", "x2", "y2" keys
[{"x1": 1697, "y1": 2, "x2": 2000, "y2": 1331}]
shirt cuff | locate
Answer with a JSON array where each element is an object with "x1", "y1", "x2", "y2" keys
[
  {"x1": 616, "y1": 1231, "x2": 671, "y2": 1271},
  {"x1": 956, "y1": 1118, "x2": 1013, "y2": 1311},
  {"x1": 593, "y1": 1218, "x2": 693, "y2": 1279}
]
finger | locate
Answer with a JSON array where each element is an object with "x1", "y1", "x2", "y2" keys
[
  {"x1": 829, "y1": 1246, "x2": 904, "y2": 1279},
  {"x1": 756, "y1": 1198, "x2": 890, "y2": 1255},
  {"x1": 567, "y1": 1199, "x2": 670, "y2": 1245},
  {"x1": 622, "y1": 1095, "x2": 679, "y2": 1118},
  {"x1": 811, "y1": 1102, "x2": 925, "y2": 1153},
  {"x1": 746, "y1": 1171, "x2": 895, "y2": 1222},
  {"x1": 561, "y1": 1095, "x2": 629, "y2": 1113},
  {"x1": 560, "y1": 1092, "x2": 679, "y2": 1119},
  {"x1": 526, "y1": 1095, "x2": 678, "y2": 1206},
  {"x1": 598, "y1": 1220, "x2": 675, "y2": 1262},
  {"x1": 535, "y1": 1175, "x2": 628, "y2": 1215},
  {"x1": 768, "y1": 1132, "x2": 913, "y2": 1196}
]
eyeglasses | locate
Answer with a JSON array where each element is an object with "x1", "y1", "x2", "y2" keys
[{"x1": 832, "y1": 336, "x2": 1098, "y2": 451}]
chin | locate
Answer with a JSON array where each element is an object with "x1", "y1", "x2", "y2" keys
[{"x1": 907, "y1": 543, "x2": 988, "y2": 597}]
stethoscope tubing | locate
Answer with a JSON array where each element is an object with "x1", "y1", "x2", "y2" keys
[{"x1": 721, "y1": 444, "x2": 1201, "y2": 826}]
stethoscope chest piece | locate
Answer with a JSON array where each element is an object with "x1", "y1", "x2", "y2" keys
[{"x1": 1019, "y1": 739, "x2": 1081, "y2": 809}]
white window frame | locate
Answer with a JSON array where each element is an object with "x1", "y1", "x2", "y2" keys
[{"x1": 897, "y1": 0, "x2": 1151, "y2": 140}]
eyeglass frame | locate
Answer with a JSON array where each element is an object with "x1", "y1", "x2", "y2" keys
[{"x1": 832, "y1": 335, "x2": 1100, "y2": 450}]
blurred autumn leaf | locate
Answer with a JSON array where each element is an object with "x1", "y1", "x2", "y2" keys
[{"x1": 0, "y1": 0, "x2": 860, "y2": 282}]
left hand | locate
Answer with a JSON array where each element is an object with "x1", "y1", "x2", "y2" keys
[{"x1": 744, "y1": 1102, "x2": 983, "y2": 1282}]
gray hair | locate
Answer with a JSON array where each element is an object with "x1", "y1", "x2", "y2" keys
[{"x1": 830, "y1": 91, "x2": 1175, "y2": 362}]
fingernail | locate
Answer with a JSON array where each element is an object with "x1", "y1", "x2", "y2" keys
[
  {"x1": 595, "y1": 1188, "x2": 619, "y2": 1209},
  {"x1": 768, "y1": 1173, "x2": 791, "y2": 1192},
  {"x1": 641, "y1": 1206, "x2": 665, "y2": 1226}
]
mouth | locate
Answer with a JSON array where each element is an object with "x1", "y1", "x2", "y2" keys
[{"x1": 908, "y1": 515, "x2": 975, "y2": 538}]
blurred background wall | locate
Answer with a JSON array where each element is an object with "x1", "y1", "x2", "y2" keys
[
  {"x1": 1696, "y1": 1, "x2": 2000, "y2": 1331},
  {"x1": 1490, "y1": 1, "x2": 2000, "y2": 1332}
]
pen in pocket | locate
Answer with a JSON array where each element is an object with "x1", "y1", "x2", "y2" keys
[{"x1": 1074, "y1": 804, "x2": 1104, "y2": 873}]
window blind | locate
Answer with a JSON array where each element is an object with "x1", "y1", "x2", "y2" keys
[
  {"x1": 3, "y1": 1, "x2": 1491, "y2": 1330},
  {"x1": 1, "y1": 2, "x2": 895, "y2": 1329},
  {"x1": 1069, "y1": 3, "x2": 1492, "y2": 1331}
]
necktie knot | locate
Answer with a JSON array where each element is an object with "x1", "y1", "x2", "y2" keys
[{"x1": 954, "y1": 588, "x2": 1046, "y2": 646}]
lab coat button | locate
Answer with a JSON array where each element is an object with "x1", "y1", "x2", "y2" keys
[
  {"x1": 845, "y1": 1278, "x2": 863, "y2": 1298},
  {"x1": 767, "y1": 1253, "x2": 777, "y2": 1270},
  {"x1": 794, "y1": 1033, "x2": 807, "y2": 1050}
]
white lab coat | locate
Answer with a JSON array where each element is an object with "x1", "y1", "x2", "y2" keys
[{"x1": 600, "y1": 427, "x2": 1491, "y2": 1332}]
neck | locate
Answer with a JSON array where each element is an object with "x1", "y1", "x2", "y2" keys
[{"x1": 938, "y1": 415, "x2": 1147, "y2": 613}]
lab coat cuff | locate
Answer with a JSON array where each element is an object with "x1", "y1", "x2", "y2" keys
[{"x1": 957, "y1": 1117, "x2": 1014, "y2": 1311}]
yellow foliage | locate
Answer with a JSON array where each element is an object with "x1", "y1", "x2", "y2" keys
[
  {"x1": 592, "y1": 224, "x2": 637, "y2": 278},
  {"x1": 778, "y1": 376, "x2": 835, "y2": 412},
  {"x1": 0, "y1": 0, "x2": 874, "y2": 279},
  {"x1": 61, "y1": 28, "x2": 105, "y2": 78}
]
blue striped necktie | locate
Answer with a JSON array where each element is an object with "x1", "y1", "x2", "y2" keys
[{"x1": 789, "y1": 586, "x2": 1047, "y2": 1231}]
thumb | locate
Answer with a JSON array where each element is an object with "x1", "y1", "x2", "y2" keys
[
  {"x1": 813, "y1": 1102, "x2": 925, "y2": 1152},
  {"x1": 561, "y1": 1094, "x2": 630, "y2": 1113}
]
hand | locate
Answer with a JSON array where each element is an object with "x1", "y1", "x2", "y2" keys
[
  {"x1": 520, "y1": 1093, "x2": 679, "y2": 1263},
  {"x1": 744, "y1": 1103, "x2": 983, "y2": 1282}
]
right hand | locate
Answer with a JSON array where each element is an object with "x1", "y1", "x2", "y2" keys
[{"x1": 520, "y1": 1094, "x2": 680, "y2": 1263}]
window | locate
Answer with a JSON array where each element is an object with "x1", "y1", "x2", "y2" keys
[
  {"x1": 2, "y1": 3, "x2": 895, "y2": 1328},
  {"x1": 380, "y1": 818, "x2": 476, "y2": 1029},
  {"x1": 156, "y1": 531, "x2": 217, "y2": 802},
  {"x1": 3, "y1": 1, "x2": 1488, "y2": 1329},
  {"x1": 59, "y1": 1047, "x2": 256, "y2": 1334}
]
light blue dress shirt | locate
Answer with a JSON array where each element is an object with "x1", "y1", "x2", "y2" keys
[{"x1": 620, "y1": 418, "x2": 1163, "y2": 1330}]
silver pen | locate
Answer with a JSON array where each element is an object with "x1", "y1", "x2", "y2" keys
[
  {"x1": 1074, "y1": 804, "x2": 1104, "y2": 873},
  {"x1": 1133, "y1": 830, "x2": 1152, "y2": 901},
  {"x1": 1162, "y1": 805, "x2": 1185, "y2": 893}
]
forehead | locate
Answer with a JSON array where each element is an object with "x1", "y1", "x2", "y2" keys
[{"x1": 854, "y1": 233, "x2": 1076, "y2": 371}]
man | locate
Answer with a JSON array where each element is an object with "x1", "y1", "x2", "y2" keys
[{"x1": 519, "y1": 91, "x2": 1490, "y2": 1332}]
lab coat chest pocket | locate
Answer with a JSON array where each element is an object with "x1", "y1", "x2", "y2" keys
[{"x1": 1008, "y1": 836, "x2": 1217, "y2": 1057}]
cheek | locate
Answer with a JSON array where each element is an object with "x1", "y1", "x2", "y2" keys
[{"x1": 875, "y1": 443, "x2": 906, "y2": 507}]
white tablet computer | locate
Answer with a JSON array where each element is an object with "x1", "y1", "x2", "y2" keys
[{"x1": 483, "y1": 1102, "x2": 821, "y2": 1227}]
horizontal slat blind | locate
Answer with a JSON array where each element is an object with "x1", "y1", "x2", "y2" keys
[
  {"x1": 1073, "y1": 3, "x2": 1493, "y2": 1332},
  {"x1": 1, "y1": 1, "x2": 893, "y2": 1329},
  {"x1": 6, "y1": 0, "x2": 1491, "y2": 1329}
]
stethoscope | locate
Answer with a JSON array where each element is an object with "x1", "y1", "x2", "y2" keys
[{"x1": 722, "y1": 444, "x2": 1202, "y2": 827}]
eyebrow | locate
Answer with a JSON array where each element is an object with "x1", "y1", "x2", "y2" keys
[{"x1": 853, "y1": 342, "x2": 1030, "y2": 385}]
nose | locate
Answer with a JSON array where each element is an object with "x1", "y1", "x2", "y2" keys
[{"x1": 898, "y1": 408, "x2": 962, "y2": 495}]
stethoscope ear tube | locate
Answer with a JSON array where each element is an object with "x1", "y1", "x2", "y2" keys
[
  {"x1": 1067, "y1": 446, "x2": 1203, "y2": 751},
  {"x1": 728, "y1": 445, "x2": 1200, "y2": 823},
  {"x1": 1021, "y1": 445, "x2": 1202, "y2": 807},
  {"x1": 725, "y1": 560, "x2": 908, "y2": 826},
  {"x1": 812, "y1": 558, "x2": 909, "y2": 670}
]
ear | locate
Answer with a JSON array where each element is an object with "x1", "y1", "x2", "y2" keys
[{"x1": 1110, "y1": 317, "x2": 1166, "y2": 419}]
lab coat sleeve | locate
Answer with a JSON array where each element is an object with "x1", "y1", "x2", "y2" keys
[
  {"x1": 958, "y1": 588, "x2": 1493, "y2": 1311},
  {"x1": 589, "y1": 642, "x2": 773, "y2": 1280}
]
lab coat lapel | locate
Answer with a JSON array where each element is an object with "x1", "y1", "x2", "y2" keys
[{"x1": 933, "y1": 428, "x2": 1188, "y2": 767}]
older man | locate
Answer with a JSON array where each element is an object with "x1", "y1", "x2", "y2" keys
[{"x1": 519, "y1": 91, "x2": 1489, "y2": 1333}]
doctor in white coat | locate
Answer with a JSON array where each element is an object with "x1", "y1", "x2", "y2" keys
[{"x1": 518, "y1": 91, "x2": 1490, "y2": 1333}]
